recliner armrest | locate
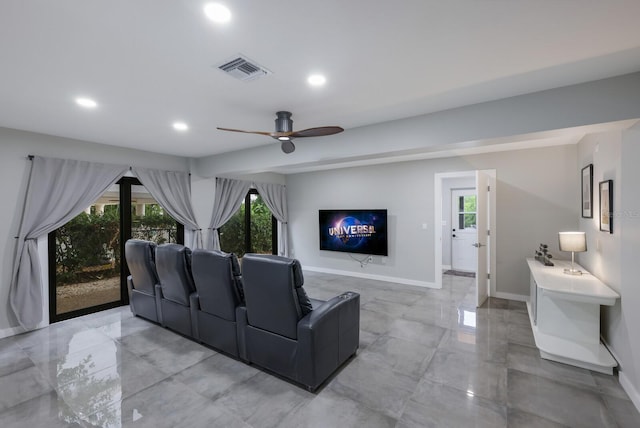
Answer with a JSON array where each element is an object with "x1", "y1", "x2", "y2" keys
[
  {"x1": 154, "y1": 283, "x2": 164, "y2": 326},
  {"x1": 126, "y1": 275, "x2": 135, "y2": 314},
  {"x1": 190, "y1": 293, "x2": 200, "y2": 341},
  {"x1": 236, "y1": 306, "x2": 249, "y2": 362},
  {"x1": 299, "y1": 292, "x2": 359, "y2": 332},
  {"x1": 296, "y1": 292, "x2": 360, "y2": 390}
]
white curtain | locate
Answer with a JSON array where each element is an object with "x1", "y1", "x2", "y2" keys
[
  {"x1": 254, "y1": 182, "x2": 289, "y2": 256},
  {"x1": 10, "y1": 156, "x2": 128, "y2": 329},
  {"x1": 208, "y1": 177, "x2": 251, "y2": 250},
  {"x1": 131, "y1": 167, "x2": 203, "y2": 248}
]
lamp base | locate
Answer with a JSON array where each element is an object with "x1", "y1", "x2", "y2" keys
[{"x1": 563, "y1": 268, "x2": 583, "y2": 276}]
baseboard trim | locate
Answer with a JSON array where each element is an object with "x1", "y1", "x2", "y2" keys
[
  {"x1": 494, "y1": 291, "x2": 528, "y2": 302},
  {"x1": 304, "y1": 266, "x2": 438, "y2": 289},
  {"x1": 442, "y1": 264, "x2": 452, "y2": 271},
  {"x1": 0, "y1": 321, "x2": 49, "y2": 339},
  {"x1": 0, "y1": 325, "x2": 27, "y2": 339},
  {"x1": 601, "y1": 337, "x2": 640, "y2": 413},
  {"x1": 619, "y1": 371, "x2": 640, "y2": 413}
]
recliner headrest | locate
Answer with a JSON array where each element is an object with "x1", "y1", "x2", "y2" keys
[
  {"x1": 243, "y1": 254, "x2": 304, "y2": 287},
  {"x1": 211, "y1": 250, "x2": 241, "y2": 277}
]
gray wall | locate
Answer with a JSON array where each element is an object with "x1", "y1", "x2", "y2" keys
[
  {"x1": 193, "y1": 72, "x2": 640, "y2": 178},
  {"x1": 577, "y1": 126, "x2": 640, "y2": 408},
  {"x1": 287, "y1": 144, "x2": 578, "y2": 295},
  {"x1": 0, "y1": 127, "x2": 189, "y2": 336}
]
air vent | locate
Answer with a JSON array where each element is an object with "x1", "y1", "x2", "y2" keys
[{"x1": 217, "y1": 55, "x2": 271, "y2": 82}]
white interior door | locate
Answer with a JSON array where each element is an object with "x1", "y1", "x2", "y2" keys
[
  {"x1": 475, "y1": 170, "x2": 490, "y2": 307},
  {"x1": 451, "y1": 189, "x2": 477, "y2": 272}
]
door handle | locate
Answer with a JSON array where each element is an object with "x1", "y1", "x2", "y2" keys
[{"x1": 472, "y1": 242, "x2": 485, "y2": 248}]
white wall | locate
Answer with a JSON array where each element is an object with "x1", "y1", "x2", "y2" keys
[
  {"x1": 287, "y1": 144, "x2": 578, "y2": 294},
  {"x1": 577, "y1": 126, "x2": 640, "y2": 410},
  {"x1": 619, "y1": 127, "x2": 640, "y2": 409},
  {"x1": 0, "y1": 127, "x2": 189, "y2": 336},
  {"x1": 441, "y1": 176, "x2": 476, "y2": 267}
]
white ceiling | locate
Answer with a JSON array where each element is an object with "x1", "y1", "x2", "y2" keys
[{"x1": 1, "y1": 0, "x2": 640, "y2": 158}]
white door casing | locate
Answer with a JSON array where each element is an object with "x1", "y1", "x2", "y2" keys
[{"x1": 475, "y1": 170, "x2": 493, "y2": 308}]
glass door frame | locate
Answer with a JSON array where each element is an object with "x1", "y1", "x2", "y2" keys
[
  {"x1": 220, "y1": 189, "x2": 277, "y2": 256},
  {"x1": 48, "y1": 176, "x2": 184, "y2": 323},
  {"x1": 242, "y1": 189, "x2": 277, "y2": 255}
]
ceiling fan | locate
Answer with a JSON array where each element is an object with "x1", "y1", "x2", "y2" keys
[{"x1": 217, "y1": 111, "x2": 344, "y2": 153}]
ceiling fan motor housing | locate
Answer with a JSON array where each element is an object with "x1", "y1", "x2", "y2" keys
[{"x1": 275, "y1": 111, "x2": 293, "y2": 132}]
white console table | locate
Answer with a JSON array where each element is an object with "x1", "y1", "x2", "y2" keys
[{"x1": 526, "y1": 258, "x2": 620, "y2": 374}]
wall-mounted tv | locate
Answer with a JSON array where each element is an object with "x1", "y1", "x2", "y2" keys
[{"x1": 319, "y1": 209, "x2": 388, "y2": 256}]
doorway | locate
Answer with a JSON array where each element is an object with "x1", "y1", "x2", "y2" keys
[
  {"x1": 434, "y1": 170, "x2": 496, "y2": 307},
  {"x1": 451, "y1": 188, "x2": 477, "y2": 273},
  {"x1": 48, "y1": 177, "x2": 184, "y2": 322}
]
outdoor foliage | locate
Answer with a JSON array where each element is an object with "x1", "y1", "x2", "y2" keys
[
  {"x1": 55, "y1": 205, "x2": 176, "y2": 286},
  {"x1": 219, "y1": 194, "x2": 273, "y2": 257}
]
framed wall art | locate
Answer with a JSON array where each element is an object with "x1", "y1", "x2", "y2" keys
[
  {"x1": 581, "y1": 164, "x2": 593, "y2": 218},
  {"x1": 599, "y1": 179, "x2": 613, "y2": 233}
]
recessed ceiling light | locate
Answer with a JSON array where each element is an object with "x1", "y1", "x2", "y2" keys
[
  {"x1": 75, "y1": 97, "x2": 97, "y2": 108},
  {"x1": 204, "y1": 3, "x2": 231, "y2": 23},
  {"x1": 307, "y1": 74, "x2": 326, "y2": 87},
  {"x1": 173, "y1": 122, "x2": 189, "y2": 131}
]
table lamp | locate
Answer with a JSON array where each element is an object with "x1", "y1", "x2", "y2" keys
[{"x1": 558, "y1": 231, "x2": 587, "y2": 275}]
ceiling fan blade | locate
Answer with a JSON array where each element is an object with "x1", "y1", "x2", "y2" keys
[
  {"x1": 289, "y1": 126, "x2": 344, "y2": 138},
  {"x1": 217, "y1": 127, "x2": 273, "y2": 136}
]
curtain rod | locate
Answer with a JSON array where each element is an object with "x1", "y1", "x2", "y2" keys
[{"x1": 27, "y1": 156, "x2": 191, "y2": 177}]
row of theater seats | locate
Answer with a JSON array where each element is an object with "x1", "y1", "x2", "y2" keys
[{"x1": 124, "y1": 239, "x2": 360, "y2": 391}]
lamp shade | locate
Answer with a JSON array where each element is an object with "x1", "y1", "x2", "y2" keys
[{"x1": 558, "y1": 232, "x2": 587, "y2": 252}]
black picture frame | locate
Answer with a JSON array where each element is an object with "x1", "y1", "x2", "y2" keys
[
  {"x1": 599, "y1": 180, "x2": 613, "y2": 234},
  {"x1": 581, "y1": 164, "x2": 593, "y2": 218}
]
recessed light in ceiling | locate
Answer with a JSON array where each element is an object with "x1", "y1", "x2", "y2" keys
[
  {"x1": 204, "y1": 3, "x2": 231, "y2": 23},
  {"x1": 75, "y1": 97, "x2": 97, "y2": 108},
  {"x1": 173, "y1": 122, "x2": 189, "y2": 131},
  {"x1": 307, "y1": 74, "x2": 326, "y2": 87}
]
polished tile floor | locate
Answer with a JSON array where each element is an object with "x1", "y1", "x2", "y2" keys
[{"x1": 1, "y1": 272, "x2": 639, "y2": 427}]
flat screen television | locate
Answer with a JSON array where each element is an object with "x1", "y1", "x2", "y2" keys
[{"x1": 319, "y1": 209, "x2": 388, "y2": 256}]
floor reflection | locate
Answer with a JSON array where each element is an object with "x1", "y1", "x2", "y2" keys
[
  {"x1": 456, "y1": 308, "x2": 477, "y2": 344},
  {"x1": 55, "y1": 332, "x2": 121, "y2": 426}
]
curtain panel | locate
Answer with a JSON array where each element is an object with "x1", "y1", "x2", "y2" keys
[
  {"x1": 254, "y1": 182, "x2": 289, "y2": 257},
  {"x1": 131, "y1": 167, "x2": 203, "y2": 248},
  {"x1": 10, "y1": 156, "x2": 129, "y2": 329},
  {"x1": 207, "y1": 177, "x2": 251, "y2": 250}
]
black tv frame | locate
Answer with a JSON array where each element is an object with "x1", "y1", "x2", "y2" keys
[{"x1": 318, "y1": 209, "x2": 388, "y2": 256}]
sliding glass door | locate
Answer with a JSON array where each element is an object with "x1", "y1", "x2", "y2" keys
[
  {"x1": 219, "y1": 189, "x2": 277, "y2": 257},
  {"x1": 49, "y1": 177, "x2": 183, "y2": 322}
]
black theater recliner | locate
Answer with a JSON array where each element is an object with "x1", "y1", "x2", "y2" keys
[
  {"x1": 190, "y1": 249, "x2": 244, "y2": 357},
  {"x1": 155, "y1": 243, "x2": 197, "y2": 337},
  {"x1": 239, "y1": 253, "x2": 360, "y2": 391},
  {"x1": 125, "y1": 239, "x2": 162, "y2": 323}
]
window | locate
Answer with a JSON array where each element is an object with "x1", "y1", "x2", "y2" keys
[
  {"x1": 219, "y1": 189, "x2": 277, "y2": 257},
  {"x1": 457, "y1": 194, "x2": 477, "y2": 229}
]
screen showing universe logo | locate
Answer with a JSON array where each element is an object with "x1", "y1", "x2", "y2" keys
[{"x1": 319, "y1": 209, "x2": 388, "y2": 256}]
